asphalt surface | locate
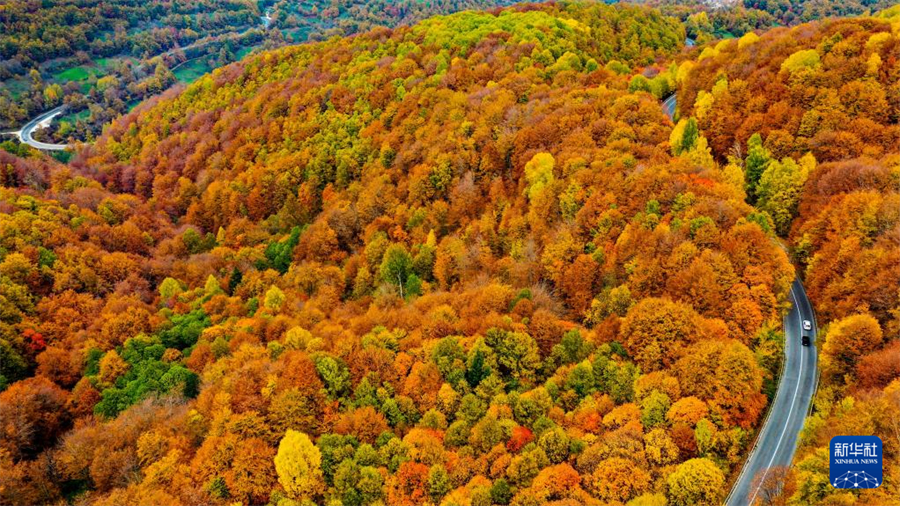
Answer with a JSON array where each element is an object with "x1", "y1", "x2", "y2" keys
[
  {"x1": 727, "y1": 279, "x2": 818, "y2": 505},
  {"x1": 6, "y1": 2, "x2": 276, "y2": 151},
  {"x1": 662, "y1": 93, "x2": 818, "y2": 506},
  {"x1": 4, "y1": 106, "x2": 71, "y2": 150},
  {"x1": 663, "y1": 93, "x2": 678, "y2": 120},
  {"x1": 163, "y1": 7, "x2": 271, "y2": 57},
  {"x1": 6, "y1": 4, "x2": 275, "y2": 151}
]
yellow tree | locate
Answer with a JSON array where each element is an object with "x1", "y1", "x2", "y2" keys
[
  {"x1": 619, "y1": 298, "x2": 704, "y2": 371},
  {"x1": 98, "y1": 349, "x2": 129, "y2": 386},
  {"x1": 666, "y1": 458, "x2": 724, "y2": 506},
  {"x1": 756, "y1": 154, "x2": 814, "y2": 236},
  {"x1": 523, "y1": 152, "x2": 557, "y2": 232},
  {"x1": 274, "y1": 430, "x2": 324, "y2": 501},
  {"x1": 644, "y1": 428, "x2": 679, "y2": 466}
]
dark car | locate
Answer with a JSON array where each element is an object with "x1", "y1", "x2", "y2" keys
[{"x1": 801, "y1": 335, "x2": 811, "y2": 346}]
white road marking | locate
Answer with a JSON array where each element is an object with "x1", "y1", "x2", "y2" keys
[{"x1": 747, "y1": 284, "x2": 805, "y2": 505}]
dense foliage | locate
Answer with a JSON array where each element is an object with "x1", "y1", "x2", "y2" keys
[
  {"x1": 273, "y1": 0, "x2": 519, "y2": 42},
  {"x1": 0, "y1": 0, "x2": 264, "y2": 135},
  {"x1": 676, "y1": 11, "x2": 900, "y2": 505},
  {"x1": 0, "y1": 0, "x2": 517, "y2": 142},
  {"x1": 642, "y1": 0, "x2": 896, "y2": 42},
  {"x1": 0, "y1": 0, "x2": 258, "y2": 65},
  {"x1": 0, "y1": 3, "x2": 804, "y2": 505},
  {"x1": 1, "y1": 1, "x2": 896, "y2": 504}
]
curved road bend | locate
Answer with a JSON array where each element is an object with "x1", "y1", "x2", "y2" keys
[
  {"x1": 661, "y1": 92, "x2": 819, "y2": 506},
  {"x1": 164, "y1": 5, "x2": 274, "y2": 58},
  {"x1": 3, "y1": 106, "x2": 71, "y2": 151},
  {"x1": 663, "y1": 93, "x2": 678, "y2": 120},
  {"x1": 9, "y1": 6, "x2": 278, "y2": 152}
]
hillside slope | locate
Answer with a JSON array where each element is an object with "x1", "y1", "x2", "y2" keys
[
  {"x1": 675, "y1": 12, "x2": 899, "y2": 505},
  {"x1": 0, "y1": 4, "x2": 800, "y2": 506}
]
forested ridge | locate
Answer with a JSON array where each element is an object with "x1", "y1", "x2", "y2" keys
[
  {"x1": 0, "y1": 0, "x2": 519, "y2": 144},
  {"x1": 0, "y1": 1, "x2": 896, "y2": 505},
  {"x1": 642, "y1": 0, "x2": 897, "y2": 42},
  {"x1": 676, "y1": 7, "x2": 899, "y2": 505}
]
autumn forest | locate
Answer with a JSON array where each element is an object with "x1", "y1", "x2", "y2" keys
[{"x1": 0, "y1": 1, "x2": 897, "y2": 506}]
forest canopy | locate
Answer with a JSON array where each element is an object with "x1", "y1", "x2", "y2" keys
[
  {"x1": 0, "y1": 2, "x2": 896, "y2": 506},
  {"x1": 674, "y1": 10, "x2": 899, "y2": 505}
]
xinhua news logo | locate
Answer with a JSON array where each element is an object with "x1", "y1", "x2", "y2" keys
[{"x1": 830, "y1": 435, "x2": 882, "y2": 489}]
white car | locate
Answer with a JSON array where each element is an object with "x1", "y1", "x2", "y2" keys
[{"x1": 803, "y1": 320, "x2": 812, "y2": 331}]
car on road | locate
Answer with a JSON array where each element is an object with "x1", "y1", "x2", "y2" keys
[
  {"x1": 803, "y1": 319, "x2": 812, "y2": 330},
  {"x1": 801, "y1": 335, "x2": 811, "y2": 346}
]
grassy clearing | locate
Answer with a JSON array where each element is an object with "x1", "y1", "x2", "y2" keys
[
  {"x1": 59, "y1": 109, "x2": 91, "y2": 124},
  {"x1": 173, "y1": 59, "x2": 213, "y2": 83},
  {"x1": 53, "y1": 66, "x2": 93, "y2": 82},
  {"x1": 2, "y1": 77, "x2": 30, "y2": 99},
  {"x1": 95, "y1": 57, "x2": 132, "y2": 70},
  {"x1": 284, "y1": 27, "x2": 315, "y2": 43},
  {"x1": 235, "y1": 45, "x2": 257, "y2": 60}
]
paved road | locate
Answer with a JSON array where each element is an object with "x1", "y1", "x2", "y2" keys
[
  {"x1": 727, "y1": 279, "x2": 818, "y2": 506},
  {"x1": 662, "y1": 93, "x2": 678, "y2": 120},
  {"x1": 2, "y1": 106, "x2": 71, "y2": 150},
  {"x1": 659, "y1": 38, "x2": 695, "y2": 121},
  {"x1": 163, "y1": 6, "x2": 272, "y2": 57},
  {"x1": 6, "y1": 4, "x2": 278, "y2": 152},
  {"x1": 661, "y1": 94, "x2": 819, "y2": 506}
]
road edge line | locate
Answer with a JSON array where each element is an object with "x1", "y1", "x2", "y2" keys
[
  {"x1": 722, "y1": 283, "x2": 793, "y2": 506},
  {"x1": 747, "y1": 285, "x2": 805, "y2": 506}
]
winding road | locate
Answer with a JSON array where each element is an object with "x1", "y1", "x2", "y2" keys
[
  {"x1": 727, "y1": 279, "x2": 818, "y2": 506},
  {"x1": 662, "y1": 93, "x2": 678, "y2": 120},
  {"x1": 2, "y1": 106, "x2": 71, "y2": 150},
  {"x1": 6, "y1": 2, "x2": 283, "y2": 152},
  {"x1": 662, "y1": 92, "x2": 819, "y2": 506},
  {"x1": 164, "y1": 4, "x2": 275, "y2": 58}
]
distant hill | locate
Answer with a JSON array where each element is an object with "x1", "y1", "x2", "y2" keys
[
  {"x1": 635, "y1": 0, "x2": 896, "y2": 40},
  {"x1": 0, "y1": 0, "x2": 519, "y2": 140}
]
